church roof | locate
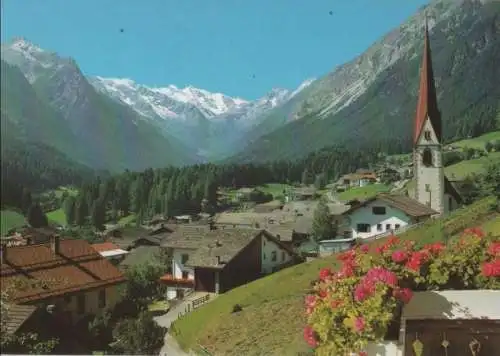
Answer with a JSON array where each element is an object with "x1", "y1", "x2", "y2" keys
[{"x1": 414, "y1": 20, "x2": 442, "y2": 144}]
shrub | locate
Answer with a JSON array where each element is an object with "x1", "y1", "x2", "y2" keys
[
  {"x1": 304, "y1": 228, "x2": 500, "y2": 356},
  {"x1": 231, "y1": 304, "x2": 243, "y2": 313}
]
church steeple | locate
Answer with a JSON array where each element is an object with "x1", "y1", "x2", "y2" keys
[{"x1": 414, "y1": 18, "x2": 441, "y2": 144}]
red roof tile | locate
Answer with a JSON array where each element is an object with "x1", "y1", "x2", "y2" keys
[
  {"x1": 414, "y1": 20, "x2": 442, "y2": 144},
  {"x1": 1, "y1": 239, "x2": 126, "y2": 304},
  {"x1": 91, "y1": 242, "x2": 121, "y2": 253}
]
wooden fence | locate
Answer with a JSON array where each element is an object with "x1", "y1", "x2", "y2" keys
[{"x1": 192, "y1": 294, "x2": 210, "y2": 309}]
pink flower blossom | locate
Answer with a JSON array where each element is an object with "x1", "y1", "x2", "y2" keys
[
  {"x1": 353, "y1": 317, "x2": 366, "y2": 332},
  {"x1": 318, "y1": 290, "x2": 327, "y2": 299},
  {"x1": 358, "y1": 352, "x2": 368, "y2": 356},
  {"x1": 303, "y1": 325, "x2": 319, "y2": 347},
  {"x1": 305, "y1": 295, "x2": 317, "y2": 308},
  {"x1": 360, "y1": 245, "x2": 370, "y2": 253},
  {"x1": 365, "y1": 267, "x2": 398, "y2": 286},
  {"x1": 391, "y1": 250, "x2": 408, "y2": 263}
]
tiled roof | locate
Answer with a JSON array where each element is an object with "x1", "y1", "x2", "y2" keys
[
  {"x1": 1, "y1": 239, "x2": 126, "y2": 304},
  {"x1": 3, "y1": 304, "x2": 38, "y2": 334},
  {"x1": 185, "y1": 229, "x2": 263, "y2": 268},
  {"x1": 161, "y1": 225, "x2": 212, "y2": 249},
  {"x1": 91, "y1": 242, "x2": 121, "y2": 253},
  {"x1": 342, "y1": 193, "x2": 438, "y2": 218},
  {"x1": 414, "y1": 22, "x2": 441, "y2": 143}
]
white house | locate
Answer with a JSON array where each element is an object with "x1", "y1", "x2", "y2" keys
[
  {"x1": 160, "y1": 226, "x2": 299, "y2": 300},
  {"x1": 339, "y1": 193, "x2": 437, "y2": 240}
]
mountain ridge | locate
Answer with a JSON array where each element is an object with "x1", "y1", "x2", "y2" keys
[{"x1": 231, "y1": 0, "x2": 500, "y2": 162}]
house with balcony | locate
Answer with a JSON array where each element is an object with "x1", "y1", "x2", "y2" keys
[
  {"x1": 0, "y1": 236, "x2": 127, "y2": 325},
  {"x1": 338, "y1": 193, "x2": 438, "y2": 240},
  {"x1": 160, "y1": 227, "x2": 300, "y2": 300}
]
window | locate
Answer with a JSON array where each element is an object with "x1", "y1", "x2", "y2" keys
[
  {"x1": 386, "y1": 224, "x2": 391, "y2": 231},
  {"x1": 182, "y1": 271, "x2": 189, "y2": 280},
  {"x1": 372, "y1": 206, "x2": 386, "y2": 215},
  {"x1": 271, "y1": 251, "x2": 277, "y2": 262},
  {"x1": 77, "y1": 295, "x2": 85, "y2": 314},
  {"x1": 98, "y1": 290, "x2": 106, "y2": 308},
  {"x1": 356, "y1": 224, "x2": 371, "y2": 233},
  {"x1": 422, "y1": 148, "x2": 433, "y2": 167},
  {"x1": 263, "y1": 253, "x2": 266, "y2": 260},
  {"x1": 395, "y1": 224, "x2": 401, "y2": 230},
  {"x1": 448, "y1": 197, "x2": 453, "y2": 209},
  {"x1": 282, "y1": 251, "x2": 285, "y2": 261},
  {"x1": 425, "y1": 184, "x2": 431, "y2": 192},
  {"x1": 181, "y1": 254, "x2": 189, "y2": 264},
  {"x1": 377, "y1": 224, "x2": 382, "y2": 232},
  {"x1": 424, "y1": 130, "x2": 431, "y2": 141}
]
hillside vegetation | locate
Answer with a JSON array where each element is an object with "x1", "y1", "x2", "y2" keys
[{"x1": 171, "y1": 197, "x2": 500, "y2": 356}]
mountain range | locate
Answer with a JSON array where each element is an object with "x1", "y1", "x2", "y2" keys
[{"x1": 1, "y1": 0, "x2": 499, "y2": 172}]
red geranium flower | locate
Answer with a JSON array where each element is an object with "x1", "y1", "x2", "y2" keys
[
  {"x1": 488, "y1": 242, "x2": 500, "y2": 257},
  {"x1": 393, "y1": 288, "x2": 413, "y2": 304},
  {"x1": 481, "y1": 259, "x2": 500, "y2": 277},
  {"x1": 319, "y1": 267, "x2": 332, "y2": 281}
]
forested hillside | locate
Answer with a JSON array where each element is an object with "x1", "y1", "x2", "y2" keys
[{"x1": 0, "y1": 137, "x2": 102, "y2": 209}]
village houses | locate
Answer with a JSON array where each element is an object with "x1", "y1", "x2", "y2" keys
[
  {"x1": 0, "y1": 236, "x2": 127, "y2": 329},
  {"x1": 159, "y1": 226, "x2": 300, "y2": 300}
]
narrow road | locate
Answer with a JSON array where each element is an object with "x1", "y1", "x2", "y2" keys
[{"x1": 154, "y1": 301, "x2": 192, "y2": 356}]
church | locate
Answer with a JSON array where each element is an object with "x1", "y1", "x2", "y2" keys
[{"x1": 411, "y1": 20, "x2": 462, "y2": 215}]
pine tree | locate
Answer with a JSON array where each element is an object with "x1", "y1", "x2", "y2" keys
[
  {"x1": 27, "y1": 203, "x2": 49, "y2": 228},
  {"x1": 75, "y1": 195, "x2": 89, "y2": 226},
  {"x1": 91, "y1": 198, "x2": 106, "y2": 231},
  {"x1": 312, "y1": 198, "x2": 336, "y2": 241},
  {"x1": 64, "y1": 196, "x2": 76, "y2": 226},
  {"x1": 21, "y1": 188, "x2": 32, "y2": 214}
]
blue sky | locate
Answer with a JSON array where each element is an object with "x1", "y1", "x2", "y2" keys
[{"x1": 1, "y1": 0, "x2": 429, "y2": 100}]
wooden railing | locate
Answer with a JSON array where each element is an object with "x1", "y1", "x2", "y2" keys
[{"x1": 192, "y1": 294, "x2": 210, "y2": 309}]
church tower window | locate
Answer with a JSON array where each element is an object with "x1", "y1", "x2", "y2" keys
[
  {"x1": 424, "y1": 130, "x2": 431, "y2": 141},
  {"x1": 422, "y1": 148, "x2": 433, "y2": 167}
]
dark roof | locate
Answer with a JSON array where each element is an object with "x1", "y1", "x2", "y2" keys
[
  {"x1": 265, "y1": 224, "x2": 294, "y2": 241},
  {"x1": 414, "y1": 21, "x2": 441, "y2": 143},
  {"x1": 120, "y1": 246, "x2": 162, "y2": 267},
  {"x1": 185, "y1": 229, "x2": 297, "y2": 269},
  {"x1": 444, "y1": 176, "x2": 463, "y2": 204},
  {"x1": 292, "y1": 216, "x2": 313, "y2": 235},
  {"x1": 1, "y1": 239, "x2": 126, "y2": 303},
  {"x1": 161, "y1": 225, "x2": 212, "y2": 249},
  {"x1": 343, "y1": 193, "x2": 438, "y2": 218},
  {"x1": 184, "y1": 229, "x2": 263, "y2": 268},
  {"x1": 3, "y1": 304, "x2": 38, "y2": 334}
]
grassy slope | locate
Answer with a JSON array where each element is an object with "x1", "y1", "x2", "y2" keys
[
  {"x1": 47, "y1": 209, "x2": 67, "y2": 225},
  {"x1": 172, "y1": 197, "x2": 499, "y2": 356},
  {"x1": 0, "y1": 210, "x2": 25, "y2": 236},
  {"x1": 450, "y1": 130, "x2": 500, "y2": 149},
  {"x1": 445, "y1": 152, "x2": 500, "y2": 180}
]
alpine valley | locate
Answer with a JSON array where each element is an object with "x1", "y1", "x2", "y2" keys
[{"x1": 1, "y1": 0, "x2": 499, "y2": 172}]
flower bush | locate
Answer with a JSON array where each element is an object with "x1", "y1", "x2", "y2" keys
[{"x1": 304, "y1": 228, "x2": 500, "y2": 356}]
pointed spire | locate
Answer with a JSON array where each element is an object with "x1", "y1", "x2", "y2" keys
[{"x1": 414, "y1": 15, "x2": 442, "y2": 144}]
